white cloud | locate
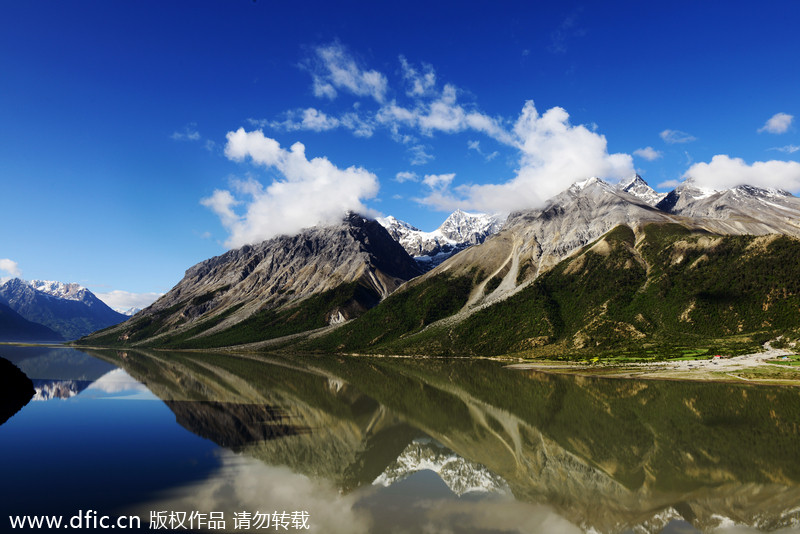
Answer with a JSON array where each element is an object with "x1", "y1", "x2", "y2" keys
[
  {"x1": 660, "y1": 129, "x2": 696, "y2": 144},
  {"x1": 338, "y1": 112, "x2": 375, "y2": 137},
  {"x1": 204, "y1": 128, "x2": 379, "y2": 248},
  {"x1": 0, "y1": 259, "x2": 21, "y2": 277},
  {"x1": 261, "y1": 108, "x2": 375, "y2": 138},
  {"x1": 394, "y1": 171, "x2": 418, "y2": 183},
  {"x1": 758, "y1": 112, "x2": 793, "y2": 134},
  {"x1": 308, "y1": 43, "x2": 387, "y2": 103},
  {"x1": 0, "y1": 258, "x2": 21, "y2": 284},
  {"x1": 171, "y1": 123, "x2": 201, "y2": 141},
  {"x1": 295, "y1": 108, "x2": 340, "y2": 132},
  {"x1": 201, "y1": 189, "x2": 240, "y2": 229},
  {"x1": 134, "y1": 451, "x2": 371, "y2": 534},
  {"x1": 399, "y1": 55, "x2": 436, "y2": 97},
  {"x1": 633, "y1": 146, "x2": 662, "y2": 161},
  {"x1": 422, "y1": 173, "x2": 455, "y2": 190},
  {"x1": 657, "y1": 179, "x2": 682, "y2": 189},
  {"x1": 88, "y1": 369, "x2": 153, "y2": 396},
  {"x1": 409, "y1": 144, "x2": 434, "y2": 166},
  {"x1": 467, "y1": 140, "x2": 500, "y2": 161},
  {"x1": 769, "y1": 144, "x2": 800, "y2": 154},
  {"x1": 375, "y1": 84, "x2": 515, "y2": 147},
  {"x1": 95, "y1": 290, "x2": 163, "y2": 312},
  {"x1": 420, "y1": 101, "x2": 634, "y2": 213},
  {"x1": 683, "y1": 154, "x2": 800, "y2": 192}
]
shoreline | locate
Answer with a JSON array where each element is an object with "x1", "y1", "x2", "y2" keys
[{"x1": 506, "y1": 342, "x2": 800, "y2": 386}]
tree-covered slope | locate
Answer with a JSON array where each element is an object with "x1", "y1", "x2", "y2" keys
[{"x1": 301, "y1": 223, "x2": 800, "y2": 358}]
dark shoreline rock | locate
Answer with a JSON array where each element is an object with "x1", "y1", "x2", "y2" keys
[{"x1": 0, "y1": 356, "x2": 35, "y2": 426}]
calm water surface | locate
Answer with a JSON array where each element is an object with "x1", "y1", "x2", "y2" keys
[{"x1": 2, "y1": 345, "x2": 799, "y2": 533}]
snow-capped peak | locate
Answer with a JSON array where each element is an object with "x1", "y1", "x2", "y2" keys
[
  {"x1": 617, "y1": 174, "x2": 667, "y2": 206},
  {"x1": 377, "y1": 210, "x2": 504, "y2": 269},
  {"x1": 438, "y1": 209, "x2": 505, "y2": 243},
  {"x1": 28, "y1": 280, "x2": 88, "y2": 302},
  {"x1": 376, "y1": 215, "x2": 420, "y2": 232},
  {"x1": 571, "y1": 176, "x2": 608, "y2": 191}
]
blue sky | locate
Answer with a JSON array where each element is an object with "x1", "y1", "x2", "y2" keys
[{"x1": 2, "y1": 1, "x2": 799, "y2": 309}]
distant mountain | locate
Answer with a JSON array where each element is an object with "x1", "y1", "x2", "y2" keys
[
  {"x1": 656, "y1": 179, "x2": 800, "y2": 235},
  {"x1": 0, "y1": 279, "x2": 126, "y2": 340},
  {"x1": 377, "y1": 209, "x2": 504, "y2": 268},
  {"x1": 117, "y1": 307, "x2": 142, "y2": 316},
  {"x1": 81, "y1": 213, "x2": 422, "y2": 349},
  {"x1": 0, "y1": 302, "x2": 63, "y2": 342}
]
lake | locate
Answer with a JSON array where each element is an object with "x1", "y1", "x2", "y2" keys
[{"x1": 2, "y1": 345, "x2": 800, "y2": 533}]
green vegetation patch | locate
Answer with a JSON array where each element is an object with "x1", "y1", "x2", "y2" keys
[{"x1": 303, "y1": 274, "x2": 474, "y2": 352}]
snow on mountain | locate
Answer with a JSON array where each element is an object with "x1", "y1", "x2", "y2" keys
[
  {"x1": 570, "y1": 176, "x2": 614, "y2": 193},
  {"x1": 377, "y1": 210, "x2": 504, "y2": 269},
  {"x1": 373, "y1": 438, "x2": 509, "y2": 496},
  {"x1": 617, "y1": 175, "x2": 667, "y2": 206},
  {"x1": 116, "y1": 307, "x2": 142, "y2": 316},
  {"x1": 28, "y1": 280, "x2": 89, "y2": 302}
]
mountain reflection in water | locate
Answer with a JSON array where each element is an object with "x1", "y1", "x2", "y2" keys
[{"x1": 77, "y1": 348, "x2": 800, "y2": 534}]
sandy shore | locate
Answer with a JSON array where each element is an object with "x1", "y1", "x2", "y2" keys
[{"x1": 506, "y1": 341, "x2": 799, "y2": 384}]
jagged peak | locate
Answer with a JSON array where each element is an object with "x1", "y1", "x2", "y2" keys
[{"x1": 618, "y1": 174, "x2": 646, "y2": 190}]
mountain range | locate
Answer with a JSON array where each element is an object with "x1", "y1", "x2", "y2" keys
[
  {"x1": 377, "y1": 209, "x2": 504, "y2": 269},
  {"x1": 80, "y1": 175, "x2": 800, "y2": 357},
  {"x1": 0, "y1": 279, "x2": 127, "y2": 341}
]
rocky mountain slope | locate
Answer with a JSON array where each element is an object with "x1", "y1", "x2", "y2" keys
[
  {"x1": 0, "y1": 279, "x2": 125, "y2": 340},
  {"x1": 656, "y1": 179, "x2": 800, "y2": 235},
  {"x1": 313, "y1": 223, "x2": 800, "y2": 358},
  {"x1": 300, "y1": 177, "x2": 800, "y2": 357},
  {"x1": 81, "y1": 213, "x2": 421, "y2": 348},
  {"x1": 377, "y1": 209, "x2": 504, "y2": 268}
]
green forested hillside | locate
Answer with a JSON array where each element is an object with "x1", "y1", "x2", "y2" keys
[{"x1": 301, "y1": 224, "x2": 800, "y2": 358}]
